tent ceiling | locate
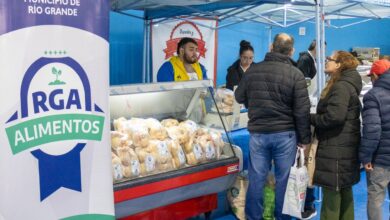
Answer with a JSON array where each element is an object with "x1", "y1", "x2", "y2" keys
[{"x1": 110, "y1": 0, "x2": 390, "y2": 28}]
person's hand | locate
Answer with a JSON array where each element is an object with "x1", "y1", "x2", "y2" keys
[
  {"x1": 298, "y1": 143, "x2": 309, "y2": 150},
  {"x1": 364, "y1": 163, "x2": 374, "y2": 172}
]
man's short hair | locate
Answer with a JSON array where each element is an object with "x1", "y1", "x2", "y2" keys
[
  {"x1": 308, "y1": 40, "x2": 316, "y2": 51},
  {"x1": 308, "y1": 40, "x2": 327, "y2": 51},
  {"x1": 272, "y1": 33, "x2": 294, "y2": 55},
  {"x1": 177, "y1": 37, "x2": 198, "y2": 55}
]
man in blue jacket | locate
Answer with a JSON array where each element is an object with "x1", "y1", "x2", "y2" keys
[
  {"x1": 157, "y1": 37, "x2": 207, "y2": 82},
  {"x1": 359, "y1": 59, "x2": 390, "y2": 220}
]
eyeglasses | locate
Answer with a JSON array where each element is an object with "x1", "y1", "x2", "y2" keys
[{"x1": 326, "y1": 56, "x2": 337, "y2": 63}]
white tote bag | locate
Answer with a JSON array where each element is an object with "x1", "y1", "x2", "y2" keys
[{"x1": 282, "y1": 148, "x2": 309, "y2": 218}]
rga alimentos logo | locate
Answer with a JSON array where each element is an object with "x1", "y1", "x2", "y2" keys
[{"x1": 4, "y1": 54, "x2": 105, "y2": 201}]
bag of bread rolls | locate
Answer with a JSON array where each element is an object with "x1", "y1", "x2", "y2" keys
[
  {"x1": 209, "y1": 130, "x2": 225, "y2": 159},
  {"x1": 116, "y1": 146, "x2": 133, "y2": 166},
  {"x1": 148, "y1": 140, "x2": 174, "y2": 171},
  {"x1": 161, "y1": 118, "x2": 179, "y2": 128},
  {"x1": 115, "y1": 147, "x2": 141, "y2": 179},
  {"x1": 112, "y1": 152, "x2": 123, "y2": 181},
  {"x1": 128, "y1": 125, "x2": 150, "y2": 148},
  {"x1": 179, "y1": 120, "x2": 198, "y2": 136},
  {"x1": 135, "y1": 148, "x2": 157, "y2": 176},
  {"x1": 122, "y1": 159, "x2": 141, "y2": 179},
  {"x1": 222, "y1": 91, "x2": 234, "y2": 106},
  {"x1": 185, "y1": 143, "x2": 204, "y2": 165},
  {"x1": 184, "y1": 134, "x2": 205, "y2": 165},
  {"x1": 196, "y1": 133, "x2": 216, "y2": 160},
  {"x1": 166, "y1": 126, "x2": 190, "y2": 145},
  {"x1": 113, "y1": 117, "x2": 127, "y2": 132},
  {"x1": 111, "y1": 131, "x2": 131, "y2": 151},
  {"x1": 201, "y1": 141, "x2": 216, "y2": 160},
  {"x1": 145, "y1": 118, "x2": 168, "y2": 140},
  {"x1": 167, "y1": 140, "x2": 186, "y2": 169},
  {"x1": 121, "y1": 117, "x2": 147, "y2": 136}
]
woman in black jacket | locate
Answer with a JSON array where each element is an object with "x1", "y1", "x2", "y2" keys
[
  {"x1": 311, "y1": 51, "x2": 362, "y2": 220},
  {"x1": 226, "y1": 40, "x2": 254, "y2": 91}
]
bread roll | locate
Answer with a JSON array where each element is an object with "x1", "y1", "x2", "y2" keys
[
  {"x1": 146, "y1": 118, "x2": 168, "y2": 140},
  {"x1": 111, "y1": 131, "x2": 130, "y2": 150},
  {"x1": 186, "y1": 152, "x2": 198, "y2": 165},
  {"x1": 179, "y1": 120, "x2": 198, "y2": 135},
  {"x1": 122, "y1": 166, "x2": 132, "y2": 178},
  {"x1": 167, "y1": 126, "x2": 190, "y2": 145},
  {"x1": 116, "y1": 146, "x2": 132, "y2": 166},
  {"x1": 136, "y1": 149, "x2": 157, "y2": 175},
  {"x1": 161, "y1": 118, "x2": 179, "y2": 127},
  {"x1": 183, "y1": 136, "x2": 194, "y2": 154},
  {"x1": 113, "y1": 117, "x2": 127, "y2": 132},
  {"x1": 131, "y1": 126, "x2": 150, "y2": 148}
]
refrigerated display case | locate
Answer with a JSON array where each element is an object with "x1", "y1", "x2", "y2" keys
[{"x1": 109, "y1": 80, "x2": 240, "y2": 219}]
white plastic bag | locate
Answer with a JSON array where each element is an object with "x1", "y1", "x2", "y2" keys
[{"x1": 282, "y1": 148, "x2": 308, "y2": 218}]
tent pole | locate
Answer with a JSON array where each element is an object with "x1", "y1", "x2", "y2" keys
[
  {"x1": 268, "y1": 26, "x2": 272, "y2": 50},
  {"x1": 142, "y1": 20, "x2": 147, "y2": 83},
  {"x1": 146, "y1": 20, "x2": 151, "y2": 83},
  {"x1": 320, "y1": 0, "x2": 326, "y2": 94},
  {"x1": 315, "y1": 0, "x2": 322, "y2": 101},
  {"x1": 142, "y1": 20, "x2": 152, "y2": 83},
  {"x1": 283, "y1": 5, "x2": 287, "y2": 27}
]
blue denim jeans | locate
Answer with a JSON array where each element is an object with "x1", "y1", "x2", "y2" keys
[{"x1": 245, "y1": 131, "x2": 297, "y2": 220}]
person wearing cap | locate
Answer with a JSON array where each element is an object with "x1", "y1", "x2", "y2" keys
[{"x1": 359, "y1": 59, "x2": 390, "y2": 220}]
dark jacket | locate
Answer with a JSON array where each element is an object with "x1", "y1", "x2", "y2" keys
[
  {"x1": 235, "y1": 52, "x2": 311, "y2": 144},
  {"x1": 297, "y1": 51, "x2": 316, "y2": 79},
  {"x1": 311, "y1": 69, "x2": 362, "y2": 191},
  {"x1": 360, "y1": 71, "x2": 390, "y2": 167},
  {"x1": 226, "y1": 59, "x2": 254, "y2": 91}
]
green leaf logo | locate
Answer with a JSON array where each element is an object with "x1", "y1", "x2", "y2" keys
[{"x1": 49, "y1": 67, "x2": 66, "y2": 85}]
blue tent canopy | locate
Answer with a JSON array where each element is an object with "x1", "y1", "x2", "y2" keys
[
  {"x1": 110, "y1": 1, "x2": 316, "y2": 19},
  {"x1": 110, "y1": 0, "x2": 390, "y2": 28}
]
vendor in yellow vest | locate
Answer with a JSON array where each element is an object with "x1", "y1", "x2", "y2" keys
[{"x1": 157, "y1": 37, "x2": 208, "y2": 82}]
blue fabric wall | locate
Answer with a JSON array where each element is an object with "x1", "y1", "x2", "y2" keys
[
  {"x1": 109, "y1": 12, "x2": 390, "y2": 86},
  {"x1": 109, "y1": 10, "x2": 144, "y2": 85}
]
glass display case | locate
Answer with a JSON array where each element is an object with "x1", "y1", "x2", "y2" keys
[
  {"x1": 110, "y1": 80, "x2": 239, "y2": 218},
  {"x1": 202, "y1": 87, "x2": 248, "y2": 131}
]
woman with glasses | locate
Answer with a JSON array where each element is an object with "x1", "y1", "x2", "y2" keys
[
  {"x1": 226, "y1": 40, "x2": 255, "y2": 91},
  {"x1": 311, "y1": 51, "x2": 362, "y2": 220}
]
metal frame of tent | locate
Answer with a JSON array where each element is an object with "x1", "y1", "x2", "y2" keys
[{"x1": 110, "y1": 0, "x2": 390, "y2": 94}]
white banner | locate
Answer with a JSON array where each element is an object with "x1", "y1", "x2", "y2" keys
[
  {"x1": 152, "y1": 19, "x2": 218, "y2": 82},
  {"x1": 0, "y1": 1, "x2": 114, "y2": 220}
]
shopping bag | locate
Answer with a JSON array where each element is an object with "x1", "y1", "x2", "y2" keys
[
  {"x1": 282, "y1": 148, "x2": 309, "y2": 218},
  {"x1": 306, "y1": 137, "x2": 318, "y2": 187},
  {"x1": 227, "y1": 173, "x2": 248, "y2": 220}
]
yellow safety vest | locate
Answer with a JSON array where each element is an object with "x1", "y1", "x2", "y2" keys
[{"x1": 169, "y1": 56, "x2": 203, "y2": 81}]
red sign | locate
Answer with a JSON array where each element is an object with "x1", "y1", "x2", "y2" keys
[{"x1": 163, "y1": 21, "x2": 207, "y2": 60}]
